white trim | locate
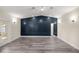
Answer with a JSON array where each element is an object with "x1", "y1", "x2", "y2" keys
[
  {"x1": 51, "y1": 23, "x2": 54, "y2": 36},
  {"x1": 58, "y1": 36, "x2": 79, "y2": 50},
  {"x1": 0, "y1": 37, "x2": 19, "y2": 47},
  {"x1": 20, "y1": 36, "x2": 51, "y2": 37}
]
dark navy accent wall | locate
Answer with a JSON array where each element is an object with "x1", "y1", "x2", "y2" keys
[{"x1": 21, "y1": 16, "x2": 57, "y2": 36}]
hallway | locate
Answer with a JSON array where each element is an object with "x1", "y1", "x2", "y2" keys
[{"x1": 0, "y1": 37, "x2": 79, "y2": 53}]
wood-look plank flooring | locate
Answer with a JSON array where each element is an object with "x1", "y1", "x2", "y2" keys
[{"x1": 0, "y1": 37, "x2": 79, "y2": 53}]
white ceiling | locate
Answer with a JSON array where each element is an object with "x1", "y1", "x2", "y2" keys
[{"x1": 0, "y1": 6, "x2": 78, "y2": 20}]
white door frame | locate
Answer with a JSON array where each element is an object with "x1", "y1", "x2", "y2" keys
[{"x1": 51, "y1": 23, "x2": 54, "y2": 36}]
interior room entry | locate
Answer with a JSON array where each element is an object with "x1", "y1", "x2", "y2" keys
[{"x1": 51, "y1": 23, "x2": 54, "y2": 36}]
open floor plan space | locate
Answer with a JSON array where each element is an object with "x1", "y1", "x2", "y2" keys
[
  {"x1": 0, "y1": 6, "x2": 79, "y2": 53},
  {"x1": 0, "y1": 37, "x2": 79, "y2": 53}
]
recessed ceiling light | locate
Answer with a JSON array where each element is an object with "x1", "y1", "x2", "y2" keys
[
  {"x1": 40, "y1": 8, "x2": 44, "y2": 11},
  {"x1": 40, "y1": 6, "x2": 45, "y2": 11}
]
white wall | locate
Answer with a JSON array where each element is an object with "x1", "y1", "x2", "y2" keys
[
  {"x1": 0, "y1": 18, "x2": 20, "y2": 47},
  {"x1": 0, "y1": 7, "x2": 79, "y2": 50},
  {"x1": 58, "y1": 7, "x2": 79, "y2": 50},
  {"x1": 10, "y1": 18, "x2": 20, "y2": 40}
]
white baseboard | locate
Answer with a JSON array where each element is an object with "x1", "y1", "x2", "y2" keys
[
  {"x1": 58, "y1": 37, "x2": 79, "y2": 50},
  {"x1": 0, "y1": 37, "x2": 19, "y2": 47},
  {"x1": 21, "y1": 36, "x2": 51, "y2": 37}
]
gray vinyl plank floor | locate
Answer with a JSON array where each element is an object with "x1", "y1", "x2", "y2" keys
[{"x1": 0, "y1": 37, "x2": 79, "y2": 53}]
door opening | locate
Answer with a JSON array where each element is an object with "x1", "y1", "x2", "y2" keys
[{"x1": 51, "y1": 23, "x2": 54, "y2": 36}]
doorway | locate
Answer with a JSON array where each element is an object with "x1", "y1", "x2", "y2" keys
[{"x1": 51, "y1": 23, "x2": 54, "y2": 36}]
